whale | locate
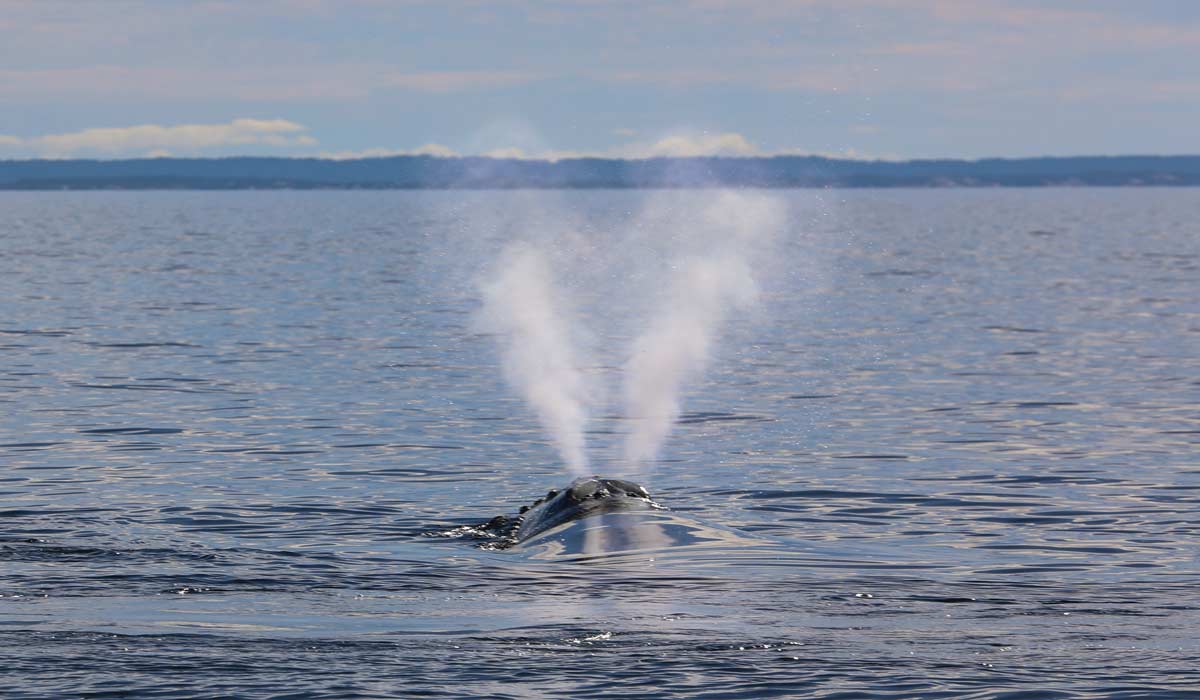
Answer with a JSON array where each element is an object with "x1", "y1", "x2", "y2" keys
[
  {"x1": 476, "y1": 476, "x2": 664, "y2": 549},
  {"x1": 461, "y1": 475, "x2": 767, "y2": 557}
]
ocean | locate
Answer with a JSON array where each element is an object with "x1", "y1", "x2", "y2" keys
[{"x1": 2, "y1": 188, "x2": 1198, "y2": 699}]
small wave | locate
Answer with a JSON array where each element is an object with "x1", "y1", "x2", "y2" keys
[{"x1": 78, "y1": 427, "x2": 184, "y2": 435}]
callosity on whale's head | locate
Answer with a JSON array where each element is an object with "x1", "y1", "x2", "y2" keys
[
  {"x1": 516, "y1": 476, "x2": 659, "y2": 541},
  {"x1": 476, "y1": 476, "x2": 662, "y2": 548}
]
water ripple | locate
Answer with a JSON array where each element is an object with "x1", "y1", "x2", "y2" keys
[{"x1": 1, "y1": 189, "x2": 1198, "y2": 699}]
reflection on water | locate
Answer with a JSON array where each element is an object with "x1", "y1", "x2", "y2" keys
[
  {"x1": 513, "y1": 511, "x2": 769, "y2": 560},
  {"x1": 1, "y1": 189, "x2": 1199, "y2": 698}
]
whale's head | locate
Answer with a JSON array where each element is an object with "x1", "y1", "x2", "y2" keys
[
  {"x1": 470, "y1": 476, "x2": 662, "y2": 548},
  {"x1": 512, "y1": 476, "x2": 660, "y2": 543},
  {"x1": 454, "y1": 475, "x2": 765, "y2": 557}
]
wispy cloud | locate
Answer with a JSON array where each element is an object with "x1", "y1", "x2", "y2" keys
[
  {"x1": 0, "y1": 65, "x2": 545, "y2": 102},
  {"x1": 380, "y1": 70, "x2": 543, "y2": 93},
  {"x1": 1060, "y1": 78, "x2": 1200, "y2": 103},
  {"x1": 1, "y1": 119, "x2": 316, "y2": 157},
  {"x1": 600, "y1": 67, "x2": 853, "y2": 93}
]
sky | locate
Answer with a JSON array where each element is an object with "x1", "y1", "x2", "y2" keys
[{"x1": 2, "y1": 0, "x2": 1198, "y2": 160}]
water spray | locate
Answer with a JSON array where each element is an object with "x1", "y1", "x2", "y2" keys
[
  {"x1": 477, "y1": 190, "x2": 782, "y2": 478},
  {"x1": 478, "y1": 243, "x2": 591, "y2": 475}
]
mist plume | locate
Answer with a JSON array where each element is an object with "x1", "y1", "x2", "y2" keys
[
  {"x1": 478, "y1": 243, "x2": 591, "y2": 475},
  {"x1": 621, "y1": 191, "x2": 782, "y2": 469}
]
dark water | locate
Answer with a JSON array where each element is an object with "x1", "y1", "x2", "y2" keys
[{"x1": 2, "y1": 189, "x2": 1198, "y2": 699}]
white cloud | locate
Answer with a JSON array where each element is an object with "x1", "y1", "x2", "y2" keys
[
  {"x1": 318, "y1": 144, "x2": 457, "y2": 159},
  {"x1": 482, "y1": 132, "x2": 767, "y2": 160},
  {"x1": 437, "y1": 131, "x2": 885, "y2": 162},
  {"x1": 5, "y1": 118, "x2": 316, "y2": 157},
  {"x1": 622, "y1": 132, "x2": 763, "y2": 158},
  {"x1": 481, "y1": 147, "x2": 530, "y2": 159},
  {"x1": 4, "y1": 123, "x2": 888, "y2": 162},
  {"x1": 431, "y1": 132, "x2": 765, "y2": 162},
  {"x1": 446, "y1": 131, "x2": 889, "y2": 161},
  {"x1": 323, "y1": 140, "x2": 795, "y2": 162}
]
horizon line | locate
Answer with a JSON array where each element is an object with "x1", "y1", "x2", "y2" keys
[{"x1": 4, "y1": 153, "x2": 1200, "y2": 165}]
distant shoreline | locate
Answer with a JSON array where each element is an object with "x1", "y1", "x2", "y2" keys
[{"x1": 3, "y1": 154, "x2": 1199, "y2": 189}]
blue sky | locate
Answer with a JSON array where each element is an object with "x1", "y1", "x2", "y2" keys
[{"x1": 2, "y1": 0, "x2": 1197, "y2": 160}]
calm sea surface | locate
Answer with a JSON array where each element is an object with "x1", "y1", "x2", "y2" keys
[{"x1": 1, "y1": 189, "x2": 1198, "y2": 699}]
